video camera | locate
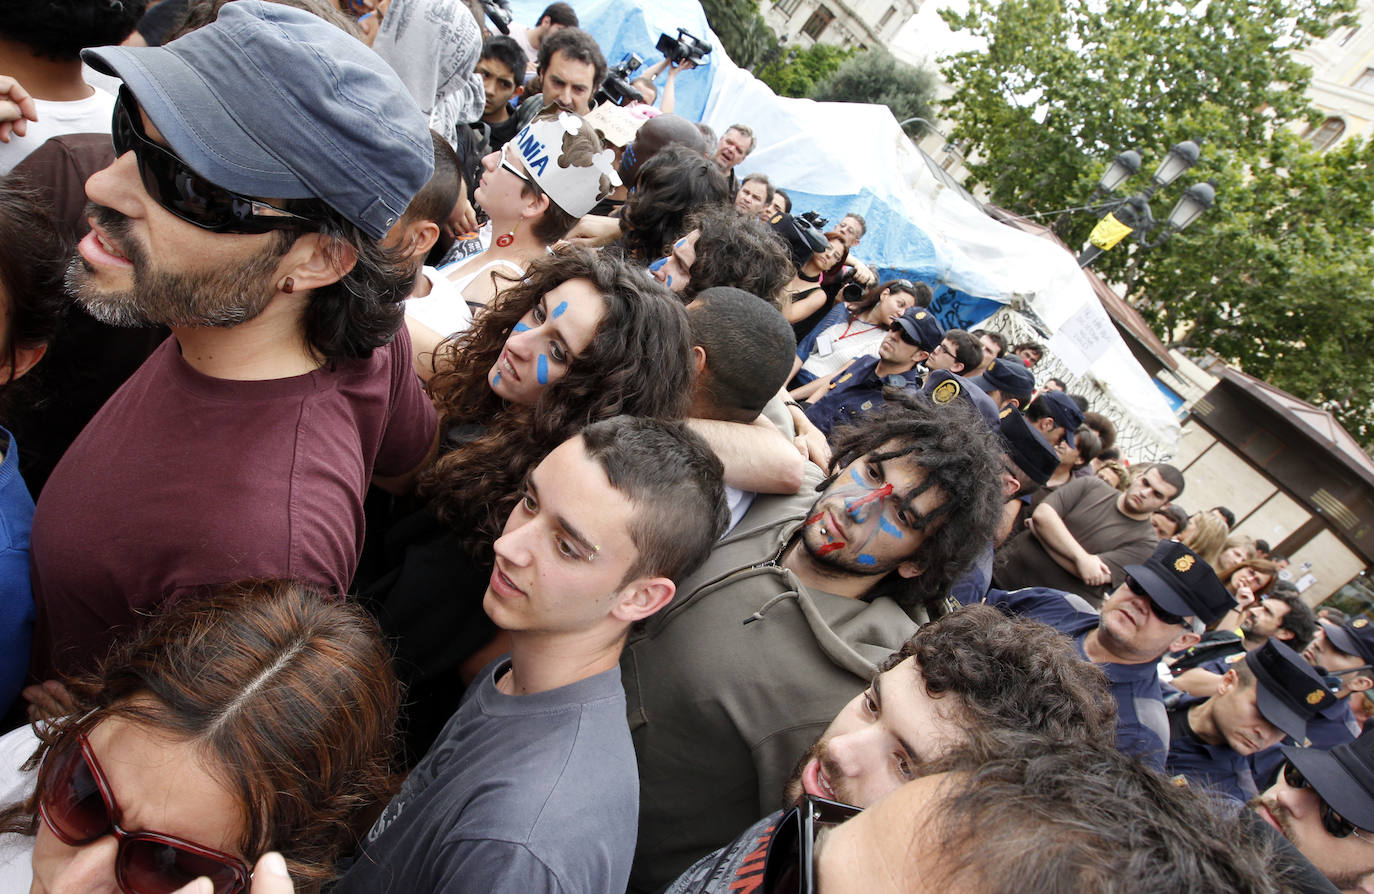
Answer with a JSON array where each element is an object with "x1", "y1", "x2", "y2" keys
[
  {"x1": 595, "y1": 52, "x2": 646, "y2": 108},
  {"x1": 770, "y1": 211, "x2": 830, "y2": 270},
  {"x1": 656, "y1": 28, "x2": 711, "y2": 66},
  {"x1": 479, "y1": 0, "x2": 512, "y2": 34}
]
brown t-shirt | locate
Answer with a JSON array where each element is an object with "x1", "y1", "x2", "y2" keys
[
  {"x1": 28, "y1": 328, "x2": 436, "y2": 678},
  {"x1": 992, "y1": 476, "x2": 1158, "y2": 607}
]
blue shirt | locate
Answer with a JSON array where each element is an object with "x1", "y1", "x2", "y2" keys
[
  {"x1": 987, "y1": 587, "x2": 1169, "y2": 769},
  {"x1": 803, "y1": 355, "x2": 921, "y2": 436},
  {"x1": 0, "y1": 427, "x2": 34, "y2": 718},
  {"x1": 948, "y1": 544, "x2": 994, "y2": 607},
  {"x1": 1165, "y1": 696, "x2": 1256, "y2": 803}
]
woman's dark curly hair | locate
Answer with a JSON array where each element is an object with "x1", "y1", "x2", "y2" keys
[
  {"x1": 1, "y1": 0, "x2": 146, "y2": 60},
  {"x1": 825, "y1": 391, "x2": 1005, "y2": 612},
  {"x1": 618, "y1": 143, "x2": 729, "y2": 262},
  {"x1": 849, "y1": 279, "x2": 932, "y2": 317},
  {"x1": 0, "y1": 182, "x2": 67, "y2": 418},
  {"x1": 0, "y1": 580, "x2": 401, "y2": 892},
  {"x1": 421, "y1": 247, "x2": 694, "y2": 560}
]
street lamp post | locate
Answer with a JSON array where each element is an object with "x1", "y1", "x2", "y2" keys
[{"x1": 1076, "y1": 140, "x2": 1214, "y2": 268}]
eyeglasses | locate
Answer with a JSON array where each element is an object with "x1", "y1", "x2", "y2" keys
[
  {"x1": 39, "y1": 732, "x2": 252, "y2": 894},
  {"x1": 112, "y1": 88, "x2": 322, "y2": 235},
  {"x1": 888, "y1": 322, "x2": 919, "y2": 347},
  {"x1": 499, "y1": 154, "x2": 533, "y2": 185},
  {"x1": 760, "y1": 795, "x2": 862, "y2": 894},
  {"x1": 1125, "y1": 576, "x2": 1188, "y2": 626},
  {"x1": 1283, "y1": 761, "x2": 1374, "y2": 844}
]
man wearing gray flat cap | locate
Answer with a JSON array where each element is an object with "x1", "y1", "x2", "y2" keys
[{"x1": 25, "y1": 1, "x2": 440, "y2": 710}]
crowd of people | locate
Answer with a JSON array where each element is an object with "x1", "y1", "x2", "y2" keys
[{"x1": 0, "y1": 1, "x2": 1368, "y2": 892}]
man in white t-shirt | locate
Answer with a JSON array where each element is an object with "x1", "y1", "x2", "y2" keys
[
  {"x1": 507, "y1": 2, "x2": 579, "y2": 75},
  {"x1": 0, "y1": 0, "x2": 144, "y2": 172}
]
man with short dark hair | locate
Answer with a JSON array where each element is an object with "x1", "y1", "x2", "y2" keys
[
  {"x1": 711, "y1": 123, "x2": 755, "y2": 194},
  {"x1": 734, "y1": 172, "x2": 772, "y2": 217},
  {"x1": 664, "y1": 604, "x2": 1117, "y2": 893},
  {"x1": 512, "y1": 26, "x2": 604, "y2": 127},
  {"x1": 926, "y1": 327, "x2": 982, "y2": 375},
  {"x1": 994, "y1": 461, "x2": 1184, "y2": 606},
  {"x1": 968, "y1": 355, "x2": 1035, "y2": 411},
  {"x1": 476, "y1": 35, "x2": 527, "y2": 150},
  {"x1": 970, "y1": 328, "x2": 1006, "y2": 375},
  {"x1": 647, "y1": 204, "x2": 793, "y2": 306},
  {"x1": 623, "y1": 395, "x2": 1006, "y2": 891},
  {"x1": 1023, "y1": 389, "x2": 1084, "y2": 448},
  {"x1": 25, "y1": 2, "x2": 439, "y2": 692},
  {"x1": 336, "y1": 417, "x2": 729, "y2": 894},
  {"x1": 1165, "y1": 638, "x2": 1336, "y2": 803},
  {"x1": 1012, "y1": 340, "x2": 1045, "y2": 366},
  {"x1": 990, "y1": 539, "x2": 1236, "y2": 769},
  {"x1": 507, "y1": 1, "x2": 578, "y2": 73},
  {"x1": 1171, "y1": 591, "x2": 1320, "y2": 686},
  {"x1": 834, "y1": 212, "x2": 866, "y2": 248}
]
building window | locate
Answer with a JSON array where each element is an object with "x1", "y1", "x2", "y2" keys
[
  {"x1": 775, "y1": 0, "x2": 803, "y2": 15},
  {"x1": 1353, "y1": 68, "x2": 1374, "y2": 91},
  {"x1": 877, "y1": 5, "x2": 897, "y2": 29},
  {"x1": 1309, "y1": 117, "x2": 1346, "y2": 151},
  {"x1": 801, "y1": 5, "x2": 834, "y2": 39}
]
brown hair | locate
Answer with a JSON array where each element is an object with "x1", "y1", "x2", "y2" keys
[
  {"x1": 1, "y1": 581, "x2": 400, "y2": 891},
  {"x1": 1220, "y1": 557, "x2": 1279, "y2": 594}
]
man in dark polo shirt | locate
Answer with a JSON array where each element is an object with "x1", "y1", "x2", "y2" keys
[
  {"x1": 993, "y1": 460, "x2": 1184, "y2": 607},
  {"x1": 990, "y1": 539, "x2": 1235, "y2": 769},
  {"x1": 802, "y1": 306, "x2": 942, "y2": 437},
  {"x1": 1166, "y1": 638, "x2": 1336, "y2": 803}
]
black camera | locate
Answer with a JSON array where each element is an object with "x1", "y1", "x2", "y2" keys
[
  {"x1": 770, "y1": 211, "x2": 830, "y2": 270},
  {"x1": 656, "y1": 28, "x2": 711, "y2": 66},
  {"x1": 479, "y1": 0, "x2": 512, "y2": 34},
  {"x1": 595, "y1": 52, "x2": 646, "y2": 107}
]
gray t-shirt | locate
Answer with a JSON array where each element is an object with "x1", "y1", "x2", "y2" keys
[
  {"x1": 334, "y1": 659, "x2": 638, "y2": 893},
  {"x1": 663, "y1": 811, "x2": 783, "y2": 894}
]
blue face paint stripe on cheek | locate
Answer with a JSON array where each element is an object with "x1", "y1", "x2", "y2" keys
[
  {"x1": 878, "y1": 517, "x2": 904, "y2": 539},
  {"x1": 849, "y1": 468, "x2": 865, "y2": 487},
  {"x1": 857, "y1": 554, "x2": 877, "y2": 565},
  {"x1": 551, "y1": 300, "x2": 568, "y2": 318},
  {"x1": 513, "y1": 321, "x2": 530, "y2": 332},
  {"x1": 492, "y1": 371, "x2": 502, "y2": 386},
  {"x1": 537, "y1": 354, "x2": 549, "y2": 384}
]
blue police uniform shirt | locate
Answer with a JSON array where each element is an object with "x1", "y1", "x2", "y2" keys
[
  {"x1": 948, "y1": 544, "x2": 994, "y2": 606},
  {"x1": 803, "y1": 355, "x2": 921, "y2": 437},
  {"x1": 1165, "y1": 695, "x2": 1257, "y2": 803},
  {"x1": 987, "y1": 587, "x2": 1169, "y2": 769}
]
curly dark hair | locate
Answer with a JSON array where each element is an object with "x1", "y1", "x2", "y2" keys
[
  {"x1": 0, "y1": 182, "x2": 67, "y2": 416},
  {"x1": 0, "y1": 580, "x2": 401, "y2": 891},
  {"x1": 421, "y1": 248, "x2": 694, "y2": 560},
  {"x1": 0, "y1": 0, "x2": 146, "y2": 60},
  {"x1": 681, "y1": 204, "x2": 793, "y2": 306},
  {"x1": 619, "y1": 143, "x2": 730, "y2": 262},
  {"x1": 825, "y1": 391, "x2": 1005, "y2": 611},
  {"x1": 880, "y1": 604, "x2": 1116, "y2": 755},
  {"x1": 849, "y1": 279, "x2": 932, "y2": 317},
  {"x1": 537, "y1": 26, "x2": 607, "y2": 92}
]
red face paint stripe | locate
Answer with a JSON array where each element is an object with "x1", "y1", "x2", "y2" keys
[
  {"x1": 817, "y1": 541, "x2": 846, "y2": 555},
  {"x1": 847, "y1": 482, "x2": 892, "y2": 511}
]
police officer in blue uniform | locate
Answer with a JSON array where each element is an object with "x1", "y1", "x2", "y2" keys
[
  {"x1": 802, "y1": 306, "x2": 942, "y2": 436},
  {"x1": 968, "y1": 355, "x2": 1036, "y2": 413},
  {"x1": 1165, "y1": 638, "x2": 1336, "y2": 803},
  {"x1": 989, "y1": 539, "x2": 1235, "y2": 769}
]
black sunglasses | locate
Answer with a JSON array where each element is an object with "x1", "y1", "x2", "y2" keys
[
  {"x1": 888, "y1": 321, "x2": 920, "y2": 347},
  {"x1": 761, "y1": 795, "x2": 862, "y2": 894},
  {"x1": 1125, "y1": 575, "x2": 1187, "y2": 626},
  {"x1": 1283, "y1": 761, "x2": 1374, "y2": 843},
  {"x1": 112, "y1": 87, "x2": 323, "y2": 235}
]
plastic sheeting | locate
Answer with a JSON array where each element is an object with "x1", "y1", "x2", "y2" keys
[{"x1": 502, "y1": 0, "x2": 1181, "y2": 456}]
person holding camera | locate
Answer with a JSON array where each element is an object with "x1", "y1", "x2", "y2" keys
[{"x1": 787, "y1": 279, "x2": 928, "y2": 392}]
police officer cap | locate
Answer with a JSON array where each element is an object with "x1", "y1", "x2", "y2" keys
[
  {"x1": 998, "y1": 410, "x2": 1059, "y2": 486},
  {"x1": 1320, "y1": 616, "x2": 1374, "y2": 665},
  {"x1": 921, "y1": 370, "x2": 999, "y2": 430},
  {"x1": 1282, "y1": 723, "x2": 1374, "y2": 833},
  {"x1": 892, "y1": 307, "x2": 944, "y2": 353},
  {"x1": 1246, "y1": 639, "x2": 1338, "y2": 742},
  {"x1": 1124, "y1": 540, "x2": 1235, "y2": 627},
  {"x1": 1033, "y1": 391, "x2": 1085, "y2": 448},
  {"x1": 969, "y1": 358, "x2": 1035, "y2": 401}
]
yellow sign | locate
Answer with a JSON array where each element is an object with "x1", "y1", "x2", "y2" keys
[
  {"x1": 932, "y1": 380, "x2": 961, "y2": 404},
  {"x1": 1088, "y1": 213, "x2": 1134, "y2": 251},
  {"x1": 1174, "y1": 554, "x2": 1196, "y2": 573}
]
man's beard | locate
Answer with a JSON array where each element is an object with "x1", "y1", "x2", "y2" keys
[
  {"x1": 780, "y1": 737, "x2": 850, "y2": 808},
  {"x1": 68, "y1": 204, "x2": 286, "y2": 329},
  {"x1": 1249, "y1": 795, "x2": 1373, "y2": 889}
]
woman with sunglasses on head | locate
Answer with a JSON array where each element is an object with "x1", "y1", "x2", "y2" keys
[
  {"x1": 786, "y1": 279, "x2": 928, "y2": 394},
  {"x1": 0, "y1": 579, "x2": 400, "y2": 894}
]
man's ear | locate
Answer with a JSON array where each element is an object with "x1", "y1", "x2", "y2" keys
[
  {"x1": 513, "y1": 85, "x2": 525, "y2": 100},
  {"x1": 1006, "y1": 398, "x2": 1021, "y2": 410},
  {"x1": 277, "y1": 232, "x2": 356, "y2": 292},
  {"x1": 1033, "y1": 416, "x2": 1054, "y2": 436},
  {"x1": 1274, "y1": 628, "x2": 1295, "y2": 642},
  {"x1": 1350, "y1": 673, "x2": 1374, "y2": 694},
  {"x1": 1169, "y1": 631, "x2": 1202, "y2": 653},
  {"x1": 1214, "y1": 667, "x2": 1239, "y2": 696},
  {"x1": 520, "y1": 191, "x2": 552, "y2": 221},
  {"x1": 896, "y1": 559, "x2": 923, "y2": 579},
  {"x1": 691, "y1": 344, "x2": 707, "y2": 376},
  {"x1": 405, "y1": 219, "x2": 440, "y2": 261},
  {"x1": 1353, "y1": 870, "x2": 1374, "y2": 894},
  {"x1": 612, "y1": 578, "x2": 676, "y2": 623}
]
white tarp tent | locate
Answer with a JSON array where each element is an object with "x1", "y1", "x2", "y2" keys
[{"x1": 503, "y1": 0, "x2": 1182, "y2": 456}]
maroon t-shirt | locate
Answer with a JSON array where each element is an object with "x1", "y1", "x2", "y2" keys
[{"x1": 28, "y1": 327, "x2": 436, "y2": 678}]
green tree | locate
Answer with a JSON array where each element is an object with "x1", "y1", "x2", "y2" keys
[
  {"x1": 940, "y1": 0, "x2": 1374, "y2": 449},
  {"x1": 809, "y1": 48, "x2": 936, "y2": 123},
  {"x1": 758, "y1": 43, "x2": 855, "y2": 97},
  {"x1": 700, "y1": 0, "x2": 779, "y2": 71}
]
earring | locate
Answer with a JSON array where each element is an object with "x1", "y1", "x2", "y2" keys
[
  {"x1": 281, "y1": 276, "x2": 295, "y2": 294},
  {"x1": 495, "y1": 219, "x2": 519, "y2": 248}
]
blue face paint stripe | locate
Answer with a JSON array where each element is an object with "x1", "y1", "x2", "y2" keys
[
  {"x1": 551, "y1": 300, "x2": 568, "y2": 318},
  {"x1": 849, "y1": 468, "x2": 865, "y2": 487},
  {"x1": 537, "y1": 354, "x2": 549, "y2": 385},
  {"x1": 513, "y1": 321, "x2": 530, "y2": 332},
  {"x1": 492, "y1": 371, "x2": 502, "y2": 386},
  {"x1": 878, "y1": 517, "x2": 904, "y2": 539},
  {"x1": 857, "y1": 554, "x2": 877, "y2": 565}
]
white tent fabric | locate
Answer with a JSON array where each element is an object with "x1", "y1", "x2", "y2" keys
[{"x1": 503, "y1": 0, "x2": 1182, "y2": 455}]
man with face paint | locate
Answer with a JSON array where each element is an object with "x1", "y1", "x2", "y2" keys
[
  {"x1": 662, "y1": 604, "x2": 1116, "y2": 894},
  {"x1": 621, "y1": 392, "x2": 1006, "y2": 892}
]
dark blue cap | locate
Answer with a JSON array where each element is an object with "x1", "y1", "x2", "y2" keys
[
  {"x1": 892, "y1": 307, "x2": 944, "y2": 353},
  {"x1": 1247, "y1": 639, "x2": 1338, "y2": 741},
  {"x1": 969, "y1": 357, "x2": 1036, "y2": 402},
  {"x1": 84, "y1": 1, "x2": 433, "y2": 240},
  {"x1": 998, "y1": 409, "x2": 1059, "y2": 486},
  {"x1": 1322, "y1": 616, "x2": 1374, "y2": 665},
  {"x1": 1125, "y1": 539, "x2": 1235, "y2": 627},
  {"x1": 1282, "y1": 724, "x2": 1374, "y2": 831},
  {"x1": 922, "y1": 370, "x2": 999, "y2": 430},
  {"x1": 1033, "y1": 391, "x2": 1085, "y2": 447}
]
